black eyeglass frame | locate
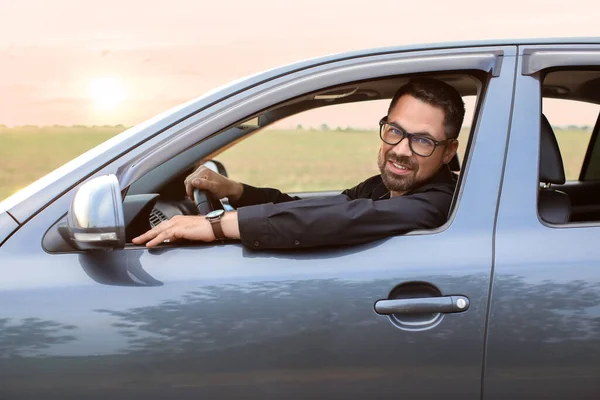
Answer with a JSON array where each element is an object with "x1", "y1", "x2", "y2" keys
[{"x1": 378, "y1": 116, "x2": 455, "y2": 157}]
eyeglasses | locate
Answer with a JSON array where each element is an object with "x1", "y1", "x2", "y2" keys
[{"x1": 379, "y1": 117, "x2": 454, "y2": 157}]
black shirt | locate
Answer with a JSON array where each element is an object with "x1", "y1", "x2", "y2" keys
[{"x1": 230, "y1": 166, "x2": 457, "y2": 249}]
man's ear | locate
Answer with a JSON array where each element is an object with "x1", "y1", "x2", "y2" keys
[{"x1": 443, "y1": 140, "x2": 459, "y2": 164}]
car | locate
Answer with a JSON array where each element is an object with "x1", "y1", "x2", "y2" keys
[{"x1": 1, "y1": 37, "x2": 600, "y2": 399}]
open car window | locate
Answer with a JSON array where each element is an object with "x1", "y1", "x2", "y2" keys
[
  {"x1": 120, "y1": 72, "x2": 486, "y2": 244},
  {"x1": 212, "y1": 96, "x2": 477, "y2": 195}
]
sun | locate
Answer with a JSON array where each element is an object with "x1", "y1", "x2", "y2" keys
[{"x1": 90, "y1": 77, "x2": 126, "y2": 109}]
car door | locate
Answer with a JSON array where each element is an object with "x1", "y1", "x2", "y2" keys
[
  {"x1": 0, "y1": 44, "x2": 516, "y2": 399},
  {"x1": 486, "y1": 44, "x2": 600, "y2": 399}
]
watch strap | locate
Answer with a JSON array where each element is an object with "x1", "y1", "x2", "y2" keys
[
  {"x1": 211, "y1": 220, "x2": 226, "y2": 240},
  {"x1": 209, "y1": 217, "x2": 226, "y2": 240}
]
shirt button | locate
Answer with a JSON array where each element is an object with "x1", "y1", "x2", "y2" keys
[
  {"x1": 294, "y1": 240, "x2": 300, "y2": 246},
  {"x1": 253, "y1": 241, "x2": 260, "y2": 247}
]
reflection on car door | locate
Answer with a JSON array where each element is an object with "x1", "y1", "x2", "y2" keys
[{"x1": 0, "y1": 50, "x2": 517, "y2": 399}]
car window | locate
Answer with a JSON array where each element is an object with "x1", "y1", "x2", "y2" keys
[
  {"x1": 117, "y1": 75, "x2": 487, "y2": 247},
  {"x1": 542, "y1": 98, "x2": 598, "y2": 181},
  {"x1": 214, "y1": 97, "x2": 476, "y2": 194},
  {"x1": 538, "y1": 69, "x2": 600, "y2": 226}
]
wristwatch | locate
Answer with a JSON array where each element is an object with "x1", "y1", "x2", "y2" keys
[{"x1": 205, "y1": 209, "x2": 226, "y2": 240}]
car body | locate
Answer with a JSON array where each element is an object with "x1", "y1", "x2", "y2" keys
[{"x1": 1, "y1": 38, "x2": 600, "y2": 399}]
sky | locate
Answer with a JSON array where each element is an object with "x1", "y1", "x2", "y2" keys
[{"x1": 0, "y1": 0, "x2": 599, "y2": 128}]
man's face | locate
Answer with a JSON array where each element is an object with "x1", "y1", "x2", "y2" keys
[{"x1": 378, "y1": 94, "x2": 458, "y2": 196}]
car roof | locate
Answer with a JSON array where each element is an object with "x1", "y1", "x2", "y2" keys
[{"x1": 285, "y1": 37, "x2": 600, "y2": 70}]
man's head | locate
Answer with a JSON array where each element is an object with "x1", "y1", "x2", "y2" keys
[{"x1": 378, "y1": 77, "x2": 465, "y2": 196}]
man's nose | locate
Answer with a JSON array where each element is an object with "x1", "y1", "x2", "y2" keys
[{"x1": 391, "y1": 137, "x2": 413, "y2": 157}]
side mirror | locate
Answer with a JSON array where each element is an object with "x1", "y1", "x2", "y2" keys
[{"x1": 65, "y1": 174, "x2": 126, "y2": 250}]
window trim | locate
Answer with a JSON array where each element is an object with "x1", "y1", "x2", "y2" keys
[{"x1": 523, "y1": 45, "x2": 600, "y2": 75}]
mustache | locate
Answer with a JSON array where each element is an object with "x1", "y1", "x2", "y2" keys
[{"x1": 386, "y1": 154, "x2": 417, "y2": 169}]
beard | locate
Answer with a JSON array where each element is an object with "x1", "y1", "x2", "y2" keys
[{"x1": 378, "y1": 150, "x2": 420, "y2": 194}]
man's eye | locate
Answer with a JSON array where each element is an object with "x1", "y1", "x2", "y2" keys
[
  {"x1": 390, "y1": 127, "x2": 403, "y2": 135},
  {"x1": 414, "y1": 136, "x2": 434, "y2": 146}
]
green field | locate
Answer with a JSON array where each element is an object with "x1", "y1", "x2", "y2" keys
[
  {"x1": 0, "y1": 126, "x2": 124, "y2": 201},
  {"x1": 0, "y1": 126, "x2": 592, "y2": 202}
]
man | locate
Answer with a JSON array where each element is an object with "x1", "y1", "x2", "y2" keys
[{"x1": 133, "y1": 78, "x2": 464, "y2": 249}]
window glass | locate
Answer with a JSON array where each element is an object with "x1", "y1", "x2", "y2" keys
[
  {"x1": 216, "y1": 96, "x2": 476, "y2": 193},
  {"x1": 542, "y1": 98, "x2": 598, "y2": 181}
]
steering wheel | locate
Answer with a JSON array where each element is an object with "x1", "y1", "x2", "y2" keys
[{"x1": 193, "y1": 188, "x2": 224, "y2": 215}]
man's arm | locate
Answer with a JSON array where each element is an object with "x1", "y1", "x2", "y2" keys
[
  {"x1": 132, "y1": 212, "x2": 240, "y2": 248},
  {"x1": 233, "y1": 173, "x2": 386, "y2": 207},
  {"x1": 236, "y1": 188, "x2": 453, "y2": 249},
  {"x1": 185, "y1": 164, "x2": 300, "y2": 207},
  {"x1": 132, "y1": 188, "x2": 450, "y2": 249},
  {"x1": 135, "y1": 176, "x2": 452, "y2": 249},
  {"x1": 229, "y1": 184, "x2": 301, "y2": 208}
]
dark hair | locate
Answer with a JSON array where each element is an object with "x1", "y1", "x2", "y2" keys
[{"x1": 388, "y1": 78, "x2": 465, "y2": 139}]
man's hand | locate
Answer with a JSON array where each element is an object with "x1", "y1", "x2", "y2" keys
[
  {"x1": 132, "y1": 212, "x2": 241, "y2": 248},
  {"x1": 132, "y1": 215, "x2": 215, "y2": 248},
  {"x1": 184, "y1": 164, "x2": 244, "y2": 201}
]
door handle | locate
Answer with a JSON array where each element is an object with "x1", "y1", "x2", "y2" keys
[{"x1": 374, "y1": 295, "x2": 469, "y2": 315}]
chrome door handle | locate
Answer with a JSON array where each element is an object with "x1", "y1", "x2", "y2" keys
[{"x1": 374, "y1": 295, "x2": 470, "y2": 315}]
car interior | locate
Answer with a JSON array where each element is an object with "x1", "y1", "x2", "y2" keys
[
  {"x1": 119, "y1": 71, "x2": 487, "y2": 244},
  {"x1": 539, "y1": 69, "x2": 600, "y2": 225}
]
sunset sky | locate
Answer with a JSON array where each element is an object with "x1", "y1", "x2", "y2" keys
[{"x1": 1, "y1": 0, "x2": 599, "y2": 128}]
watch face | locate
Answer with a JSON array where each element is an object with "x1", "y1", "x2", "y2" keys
[{"x1": 206, "y1": 209, "x2": 225, "y2": 219}]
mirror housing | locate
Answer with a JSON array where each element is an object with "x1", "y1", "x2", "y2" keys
[{"x1": 66, "y1": 174, "x2": 126, "y2": 250}]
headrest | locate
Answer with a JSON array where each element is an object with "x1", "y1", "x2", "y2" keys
[{"x1": 540, "y1": 114, "x2": 566, "y2": 184}]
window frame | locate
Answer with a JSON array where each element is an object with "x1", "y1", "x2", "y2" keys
[{"x1": 520, "y1": 45, "x2": 600, "y2": 229}]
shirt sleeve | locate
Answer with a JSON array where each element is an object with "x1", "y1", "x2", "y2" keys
[
  {"x1": 236, "y1": 188, "x2": 453, "y2": 250},
  {"x1": 228, "y1": 183, "x2": 301, "y2": 208},
  {"x1": 340, "y1": 175, "x2": 383, "y2": 200},
  {"x1": 340, "y1": 182, "x2": 361, "y2": 200}
]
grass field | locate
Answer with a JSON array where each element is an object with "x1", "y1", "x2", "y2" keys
[
  {"x1": 0, "y1": 126, "x2": 123, "y2": 201},
  {"x1": 0, "y1": 126, "x2": 592, "y2": 202}
]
